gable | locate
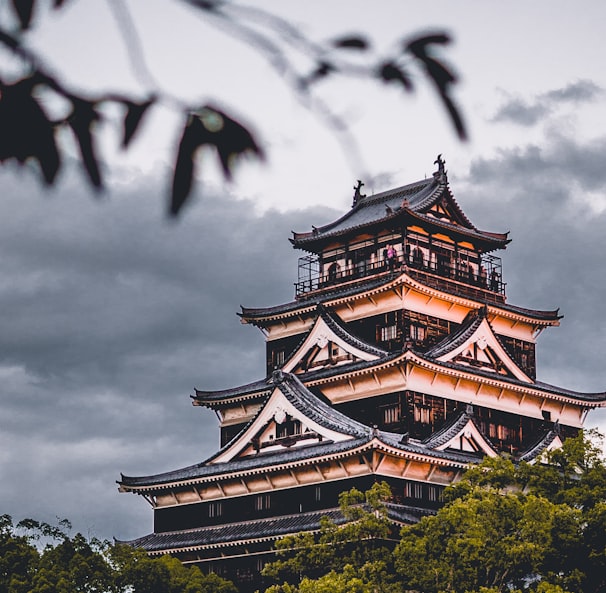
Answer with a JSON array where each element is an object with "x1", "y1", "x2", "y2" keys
[
  {"x1": 432, "y1": 417, "x2": 498, "y2": 457},
  {"x1": 435, "y1": 316, "x2": 532, "y2": 383},
  {"x1": 209, "y1": 380, "x2": 362, "y2": 464},
  {"x1": 282, "y1": 313, "x2": 381, "y2": 374}
]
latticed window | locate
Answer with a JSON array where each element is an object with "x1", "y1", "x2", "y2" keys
[
  {"x1": 383, "y1": 404, "x2": 400, "y2": 425},
  {"x1": 254, "y1": 494, "x2": 271, "y2": 511},
  {"x1": 409, "y1": 324, "x2": 426, "y2": 342},
  {"x1": 276, "y1": 418, "x2": 302, "y2": 439},
  {"x1": 414, "y1": 404, "x2": 431, "y2": 424},
  {"x1": 208, "y1": 501, "x2": 222, "y2": 518},
  {"x1": 380, "y1": 324, "x2": 397, "y2": 341}
]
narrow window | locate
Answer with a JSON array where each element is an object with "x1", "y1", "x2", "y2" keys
[
  {"x1": 254, "y1": 493, "x2": 271, "y2": 511},
  {"x1": 380, "y1": 324, "x2": 397, "y2": 341},
  {"x1": 383, "y1": 404, "x2": 399, "y2": 425},
  {"x1": 208, "y1": 501, "x2": 222, "y2": 518}
]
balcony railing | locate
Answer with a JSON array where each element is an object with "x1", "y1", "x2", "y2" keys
[{"x1": 295, "y1": 252, "x2": 505, "y2": 304}]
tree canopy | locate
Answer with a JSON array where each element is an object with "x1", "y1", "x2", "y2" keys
[
  {"x1": 0, "y1": 515, "x2": 237, "y2": 593},
  {"x1": 261, "y1": 431, "x2": 606, "y2": 593}
]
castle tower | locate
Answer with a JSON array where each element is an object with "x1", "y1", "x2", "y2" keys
[{"x1": 118, "y1": 157, "x2": 605, "y2": 590}]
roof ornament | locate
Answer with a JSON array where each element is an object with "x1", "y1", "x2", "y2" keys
[
  {"x1": 433, "y1": 154, "x2": 446, "y2": 177},
  {"x1": 270, "y1": 369, "x2": 285, "y2": 384},
  {"x1": 352, "y1": 179, "x2": 366, "y2": 207}
]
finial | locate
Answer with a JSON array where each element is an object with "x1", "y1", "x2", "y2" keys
[
  {"x1": 434, "y1": 154, "x2": 446, "y2": 176},
  {"x1": 271, "y1": 369, "x2": 284, "y2": 384},
  {"x1": 352, "y1": 179, "x2": 366, "y2": 207}
]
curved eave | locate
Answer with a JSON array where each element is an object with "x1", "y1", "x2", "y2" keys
[
  {"x1": 239, "y1": 271, "x2": 561, "y2": 328},
  {"x1": 192, "y1": 383, "x2": 271, "y2": 408},
  {"x1": 404, "y1": 208, "x2": 510, "y2": 251},
  {"x1": 291, "y1": 178, "x2": 438, "y2": 248},
  {"x1": 118, "y1": 429, "x2": 476, "y2": 495},
  {"x1": 118, "y1": 438, "x2": 372, "y2": 493},
  {"x1": 301, "y1": 347, "x2": 606, "y2": 407},
  {"x1": 409, "y1": 351, "x2": 606, "y2": 407}
]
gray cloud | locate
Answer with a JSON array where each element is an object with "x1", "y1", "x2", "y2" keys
[
  {"x1": 462, "y1": 134, "x2": 606, "y2": 399},
  {"x1": 0, "y1": 167, "x2": 337, "y2": 539},
  {"x1": 2, "y1": 123, "x2": 605, "y2": 544},
  {"x1": 491, "y1": 80, "x2": 603, "y2": 126}
]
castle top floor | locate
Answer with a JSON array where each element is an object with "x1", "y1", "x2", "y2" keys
[{"x1": 292, "y1": 157, "x2": 510, "y2": 304}]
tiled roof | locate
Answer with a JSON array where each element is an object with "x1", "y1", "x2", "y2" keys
[
  {"x1": 119, "y1": 504, "x2": 432, "y2": 553},
  {"x1": 239, "y1": 271, "x2": 561, "y2": 324},
  {"x1": 518, "y1": 425, "x2": 560, "y2": 463},
  {"x1": 424, "y1": 307, "x2": 486, "y2": 359},
  {"x1": 193, "y1": 378, "x2": 271, "y2": 405},
  {"x1": 420, "y1": 406, "x2": 500, "y2": 456},
  {"x1": 239, "y1": 274, "x2": 394, "y2": 320},
  {"x1": 320, "y1": 306, "x2": 389, "y2": 357},
  {"x1": 120, "y1": 373, "x2": 483, "y2": 490},
  {"x1": 291, "y1": 170, "x2": 508, "y2": 249}
]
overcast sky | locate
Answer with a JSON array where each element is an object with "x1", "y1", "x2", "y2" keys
[{"x1": 1, "y1": 0, "x2": 605, "y2": 542}]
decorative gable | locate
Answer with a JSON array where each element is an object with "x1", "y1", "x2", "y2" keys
[
  {"x1": 432, "y1": 416, "x2": 499, "y2": 457},
  {"x1": 209, "y1": 373, "x2": 368, "y2": 464},
  {"x1": 432, "y1": 313, "x2": 533, "y2": 383},
  {"x1": 282, "y1": 310, "x2": 383, "y2": 374}
]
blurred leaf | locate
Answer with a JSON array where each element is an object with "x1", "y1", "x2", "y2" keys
[
  {"x1": 405, "y1": 33, "x2": 467, "y2": 140},
  {"x1": 377, "y1": 61, "x2": 413, "y2": 92},
  {"x1": 67, "y1": 98, "x2": 103, "y2": 189},
  {"x1": 122, "y1": 97, "x2": 155, "y2": 148},
  {"x1": 0, "y1": 77, "x2": 61, "y2": 184},
  {"x1": 183, "y1": 0, "x2": 222, "y2": 11},
  {"x1": 304, "y1": 60, "x2": 336, "y2": 87},
  {"x1": 332, "y1": 35, "x2": 369, "y2": 50},
  {"x1": 11, "y1": 0, "x2": 35, "y2": 30},
  {"x1": 170, "y1": 106, "x2": 263, "y2": 216},
  {"x1": 171, "y1": 115, "x2": 201, "y2": 216},
  {"x1": 204, "y1": 106, "x2": 264, "y2": 180}
]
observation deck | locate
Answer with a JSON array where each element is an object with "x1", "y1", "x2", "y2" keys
[{"x1": 295, "y1": 251, "x2": 505, "y2": 305}]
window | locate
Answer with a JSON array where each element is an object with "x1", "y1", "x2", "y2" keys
[
  {"x1": 428, "y1": 486, "x2": 438, "y2": 502},
  {"x1": 315, "y1": 486, "x2": 322, "y2": 502},
  {"x1": 276, "y1": 418, "x2": 302, "y2": 439},
  {"x1": 274, "y1": 350, "x2": 285, "y2": 367},
  {"x1": 380, "y1": 324, "x2": 397, "y2": 341},
  {"x1": 383, "y1": 404, "x2": 399, "y2": 425},
  {"x1": 254, "y1": 494, "x2": 271, "y2": 511},
  {"x1": 208, "y1": 501, "x2": 222, "y2": 518},
  {"x1": 414, "y1": 404, "x2": 431, "y2": 424},
  {"x1": 405, "y1": 482, "x2": 423, "y2": 498},
  {"x1": 409, "y1": 324, "x2": 426, "y2": 342}
]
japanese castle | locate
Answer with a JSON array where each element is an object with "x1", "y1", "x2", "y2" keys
[{"x1": 118, "y1": 157, "x2": 606, "y2": 589}]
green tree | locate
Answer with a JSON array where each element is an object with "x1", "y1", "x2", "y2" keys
[
  {"x1": 0, "y1": 516, "x2": 237, "y2": 593},
  {"x1": 0, "y1": 515, "x2": 39, "y2": 593},
  {"x1": 262, "y1": 482, "x2": 398, "y2": 593},
  {"x1": 394, "y1": 430, "x2": 606, "y2": 593}
]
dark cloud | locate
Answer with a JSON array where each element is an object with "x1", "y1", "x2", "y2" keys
[
  {"x1": 462, "y1": 134, "x2": 606, "y2": 401},
  {"x1": 2, "y1": 121, "x2": 605, "y2": 544},
  {"x1": 0, "y1": 167, "x2": 337, "y2": 539},
  {"x1": 491, "y1": 80, "x2": 603, "y2": 126}
]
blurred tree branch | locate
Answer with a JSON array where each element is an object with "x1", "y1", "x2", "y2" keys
[{"x1": 0, "y1": 0, "x2": 467, "y2": 216}]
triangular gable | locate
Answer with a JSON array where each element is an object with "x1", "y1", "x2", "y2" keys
[
  {"x1": 434, "y1": 315, "x2": 532, "y2": 383},
  {"x1": 432, "y1": 416, "x2": 499, "y2": 457},
  {"x1": 282, "y1": 312, "x2": 382, "y2": 374},
  {"x1": 210, "y1": 377, "x2": 363, "y2": 464},
  {"x1": 427, "y1": 197, "x2": 468, "y2": 227}
]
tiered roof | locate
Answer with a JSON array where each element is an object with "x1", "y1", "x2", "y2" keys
[{"x1": 291, "y1": 167, "x2": 509, "y2": 253}]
